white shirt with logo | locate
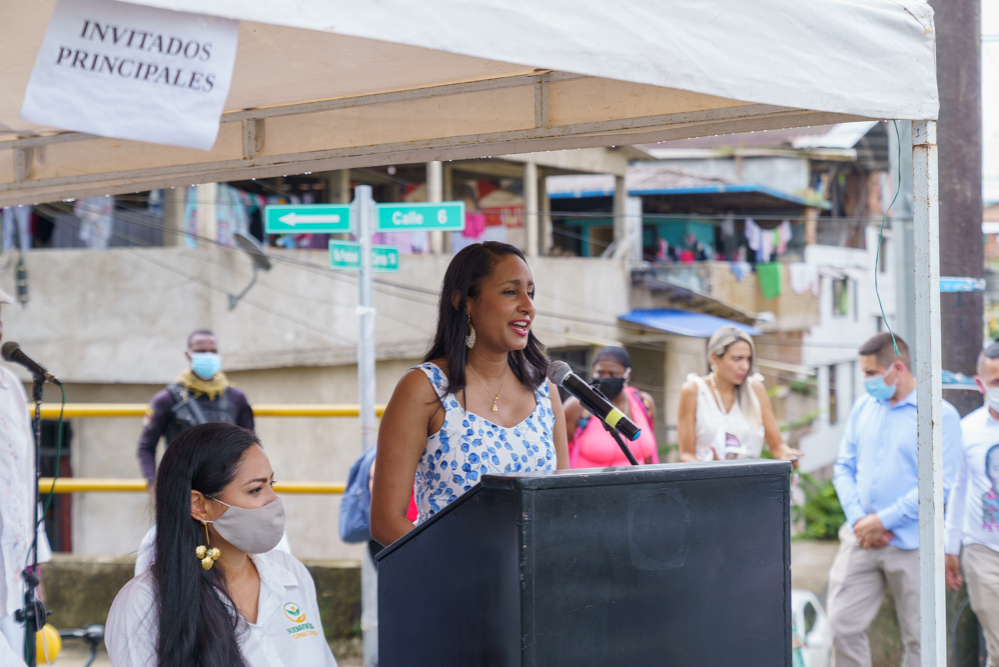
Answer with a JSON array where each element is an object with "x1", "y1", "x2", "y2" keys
[
  {"x1": 945, "y1": 405, "x2": 999, "y2": 555},
  {"x1": 0, "y1": 365, "x2": 51, "y2": 618},
  {"x1": 106, "y1": 549, "x2": 337, "y2": 666}
]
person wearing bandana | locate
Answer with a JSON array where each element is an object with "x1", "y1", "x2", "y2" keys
[
  {"x1": 137, "y1": 329, "x2": 254, "y2": 487},
  {"x1": 564, "y1": 346, "x2": 659, "y2": 468}
]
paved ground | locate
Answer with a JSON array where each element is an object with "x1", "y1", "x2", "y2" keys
[
  {"x1": 50, "y1": 644, "x2": 363, "y2": 666},
  {"x1": 790, "y1": 538, "x2": 840, "y2": 602},
  {"x1": 51, "y1": 540, "x2": 842, "y2": 666}
]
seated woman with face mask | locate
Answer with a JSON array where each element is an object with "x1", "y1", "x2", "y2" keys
[{"x1": 106, "y1": 422, "x2": 337, "y2": 667}]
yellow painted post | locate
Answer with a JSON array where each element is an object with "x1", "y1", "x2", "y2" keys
[
  {"x1": 30, "y1": 404, "x2": 386, "y2": 418},
  {"x1": 38, "y1": 478, "x2": 346, "y2": 494}
]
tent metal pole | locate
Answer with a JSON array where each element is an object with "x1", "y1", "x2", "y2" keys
[
  {"x1": 354, "y1": 184, "x2": 380, "y2": 667},
  {"x1": 912, "y1": 119, "x2": 945, "y2": 667},
  {"x1": 427, "y1": 161, "x2": 444, "y2": 254}
]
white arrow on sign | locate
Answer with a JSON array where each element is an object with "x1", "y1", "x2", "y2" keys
[{"x1": 278, "y1": 212, "x2": 341, "y2": 225}]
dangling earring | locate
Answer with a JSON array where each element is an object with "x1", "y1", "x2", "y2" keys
[
  {"x1": 710, "y1": 363, "x2": 718, "y2": 373},
  {"x1": 466, "y1": 313, "x2": 476, "y2": 349},
  {"x1": 196, "y1": 521, "x2": 221, "y2": 571}
]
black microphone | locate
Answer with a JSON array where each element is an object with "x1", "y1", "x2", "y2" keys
[
  {"x1": 547, "y1": 361, "x2": 641, "y2": 441},
  {"x1": 1, "y1": 342, "x2": 61, "y2": 385}
]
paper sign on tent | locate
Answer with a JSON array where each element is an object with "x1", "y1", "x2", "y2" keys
[{"x1": 20, "y1": 0, "x2": 239, "y2": 151}]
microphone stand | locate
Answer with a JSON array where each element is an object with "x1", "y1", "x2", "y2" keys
[
  {"x1": 590, "y1": 383, "x2": 640, "y2": 466},
  {"x1": 16, "y1": 372, "x2": 47, "y2": 666}
]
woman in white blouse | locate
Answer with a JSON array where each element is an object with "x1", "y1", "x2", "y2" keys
[
  {"x1": 677, "y1": 326, "x2": 801, "y2": 463},
  {"x1": 106, "y1": 423, "x2": 336, "y2": 667}
]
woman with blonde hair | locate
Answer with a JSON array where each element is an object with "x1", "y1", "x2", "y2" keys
[{"x1": 677, "y1": 325, "x2": 802, "y2": 463}]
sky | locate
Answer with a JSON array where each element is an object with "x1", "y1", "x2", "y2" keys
[{"x1": 984, "y1": 0, "x2": 999, "y2": 203}]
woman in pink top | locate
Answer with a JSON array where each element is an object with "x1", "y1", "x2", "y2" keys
[{"x1": 564, "y1": 347, "x2": 659, "y2": 468}]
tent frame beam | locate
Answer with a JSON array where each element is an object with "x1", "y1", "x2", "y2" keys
[
  {"x1": 0, "y1": 105, "x2": 865, "y2": 206},
  {"x1": 0, "y1": 71, "x2": 587, "y2": 150},
  {"x1": 912, "y1": 119, "x2": 944, "y2": 667}
]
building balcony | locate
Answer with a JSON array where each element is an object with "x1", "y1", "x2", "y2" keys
[{"x1": 632, "y1": 261, "x2": 820, "y2": 333}]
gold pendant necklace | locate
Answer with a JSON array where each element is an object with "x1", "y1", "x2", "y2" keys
[{"x1": 468, "y1": 364, "x2": 506, "y2": 412}]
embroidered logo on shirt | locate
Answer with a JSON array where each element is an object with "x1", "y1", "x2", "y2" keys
[
  {"x1": 283, "y1": 602, "x2": 319, "y2": 639},
  {"x1": 283, "y1": 602, "x2": 306, "y2": 623}
]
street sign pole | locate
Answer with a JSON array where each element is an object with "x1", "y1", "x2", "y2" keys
[{"x1": 353, "y1": 185, "x2": 379, "y2": 667}]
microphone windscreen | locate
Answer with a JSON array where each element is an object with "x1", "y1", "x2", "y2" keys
[
  {"x1": 0, "y1": 342, "x2": 18, "y2": 363},
  {"x1": 546, "y1": 360, "x2": 572, "y2": 386}
]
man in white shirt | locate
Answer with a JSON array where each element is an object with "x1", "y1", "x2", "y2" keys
[
  {"x1": 0, "y1": 289, "x2": 52, "y2": 666},
  {"x1": 945, "y1": 342, "x2": 999, "y2": 667},
  {"x1": 0, "y1": 285, "x2": 53, "y2": 662}
]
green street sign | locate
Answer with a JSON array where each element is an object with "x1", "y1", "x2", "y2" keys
[
  {"x1": 265, "y1": 205, "x2": 351, "y2": 234},
  {"x1": 371, "y1": 245, "x2": 400, "y2": 272},
  {"x1": 329, "y1": 240, "x2": 362, "y2": 270},
  {"x1": 375, "y1": 202, "x2": 465, "y2": 232},
  {"x1": 329, "y1": 241, "x2": 400, "y2": 273}
]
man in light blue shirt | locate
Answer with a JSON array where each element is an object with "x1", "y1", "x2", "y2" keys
[{"x1": 827, "y1": 332, "x2": 960, "y2": 667}]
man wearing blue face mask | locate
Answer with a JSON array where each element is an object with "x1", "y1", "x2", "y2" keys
[
  {"x1": 137, "y1": 329, "x2": 254, "y2": 486},
  {"x1": 826, "y1": 332, "x2": 960, "y2": 667}
]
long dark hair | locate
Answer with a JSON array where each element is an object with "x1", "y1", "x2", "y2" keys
[
  {"x1": 153, "y1": 423, "x2": 260, "y2": 667},
  {"x1": 424, "y1": 241, "x2": 548, "y2": 397}
]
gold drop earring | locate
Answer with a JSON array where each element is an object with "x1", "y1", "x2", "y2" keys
[
  {"x1": 196, "y1": 521, "x2": 222, "y2": 571},
  {"x1": 466, "y1": 313, "x2": 476, "y2": 349}
]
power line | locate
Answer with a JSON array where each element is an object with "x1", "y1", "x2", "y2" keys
[{"x1": 32, "y1": 200, "x2": 878, "y2": 354}]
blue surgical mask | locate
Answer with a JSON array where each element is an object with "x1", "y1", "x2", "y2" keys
[
  {"x1": 864, "y1": 367, "x2": 897, "y2": 401},
  {"x1": 985, "y1": 387, "x2": 999, "y2": 414},
  {"x1": 190, "y1": 352, "x2": 222, "y2": 380}
]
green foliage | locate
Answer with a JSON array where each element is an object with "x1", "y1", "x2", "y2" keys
[
  {"x1": 789, "y1": 378, "x2": 816, "y2": 397},
  {"x1": 793, "y1": 472, "x2": 845, "y2": 540},
  {"x1": 779, "y1": 409, "x2": 820, "y2": 432}
]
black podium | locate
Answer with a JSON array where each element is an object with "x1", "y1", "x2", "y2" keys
[{"x1": 376, "y1": 460, "x2": 792, "y2": 666}]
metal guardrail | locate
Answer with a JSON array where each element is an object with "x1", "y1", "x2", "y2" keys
[
  {"x1": 30, "y1": 404, "x2": 372, "y2": 493},
  {"x1": 30, "y1": 404, "x2": 387, "y2": 418},
  {"x1": 38, "y1": 478, "x2": 346, "y2": 494}
]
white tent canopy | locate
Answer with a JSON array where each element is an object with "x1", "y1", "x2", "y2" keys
[
  {"x1": 0, "y1": 0, "x2": 937, "y2": 206},
  {"x1": 0, "y1": 2, "x2": 952, "y2": 664}
]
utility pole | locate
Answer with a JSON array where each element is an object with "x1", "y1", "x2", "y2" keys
[
  {"x1": 929, "y1": 0, "x2": 983, "y2": 416},
  {"x1": 353, "y1": 185, "x2": 379, "y2": 667}
]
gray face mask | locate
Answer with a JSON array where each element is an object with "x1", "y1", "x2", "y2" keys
[{"x1": 206, "y1": 496, "x2": 285, "y2": 554}]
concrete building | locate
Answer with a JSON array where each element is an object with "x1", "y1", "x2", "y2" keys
[{"x1": 2, "y1": 245, "x2": 630, "y2": 560}]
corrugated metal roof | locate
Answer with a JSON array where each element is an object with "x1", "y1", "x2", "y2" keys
[
  {"x1": 546, "y1": 164, "x2": 829, "y2": 208},
  {"x1": 643, "y1": 126, "x2": 837, "y2": 150},
  {"x1": 546, "y1": 165, "x2": 737, "y2": 198},
  {"x1": 620, "y1": 308, "x2": 761, "y2": 338}
]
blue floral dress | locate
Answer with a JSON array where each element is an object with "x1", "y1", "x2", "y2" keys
[{"x1": 413, "y1": 362, "x2": 557, "y2": 522}]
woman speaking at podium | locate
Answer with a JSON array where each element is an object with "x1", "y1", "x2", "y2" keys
[{"x1": 371, "y1": 242, "x2": 569, "y2": 546}]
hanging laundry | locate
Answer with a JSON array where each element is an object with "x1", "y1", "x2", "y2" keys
[
  {"x1": 74, "y1": 197, "x2": 114, "y2": 249},
  {"x1": 463, "y1": 212, "x2": 487, "y2": 239},
  {"x1": 721, "y1": 214, "x2": 735, "y2": 240},
  {"x1": 757, "y1": 262, "x2": 783, "y2": 300},
  {"x1": 776, "y1": 220, "x2": 793, "y2": 255},
  {"x1": 788, "y1": 262, "x2": 819, "y2": 296},
  {"x1": 2, "y1": 207, "x2": 32, "y2": 252},
  {"x1": 215, "y1": 185, "x2": 250, "y2": 247},
  {"x1": 410, "y1": 231, "x2": 431, "y2": 254},
  {"x1": 183, "y1": 186, "x2": 199, "y2": 248},
  {"x1": 730, "y1": 261, "x2": 751, "y2": 282},
  {"x1": 148, "y1": 190, "x2": 164, "y2": 218},
  {"x1": 760, "y1": 227, "x2": 773, "y2": 263},
  {"x1": 744, "y1": 218, "x2": 761, "y2": 253}
]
